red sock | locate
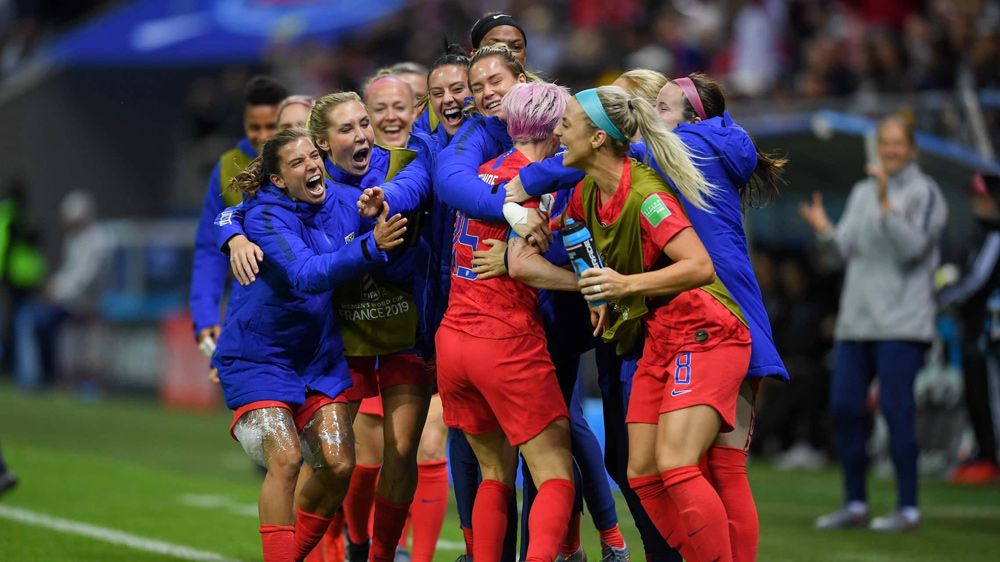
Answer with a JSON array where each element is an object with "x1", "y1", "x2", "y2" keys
[
  {"x1": 343, "y1": 463, "x2": 381, "y2": 544},
  {"x1": 462, "y1": 526, "x2": 474, "y2": 556},
  {"x1": 558, "y1": 510, "x2": 581, "y2": 556},
  {"x1": 525, "y1": 478, "x2": 575, "y2": 562},
  {"x1": 370, "y1": 495, "x2": 411, "y2": 562},
  {"x1": 598, "y1": 524, "x2": 625, "y2": 549},
  {"x1": 628, "y1": 474, "x2": 695, "y2": 559},
  {"x1": 398, "y1": 512, "x2": 411, "y2": 550},
  {"x1": 294, "y1": 508, "x2": 335, "y2": 560},
  {"x1": 708, "y1": 446, "x2": 758, "y2": 562},
  {"x1": 662, "y1": 465, "x2": 733, "y2": 562},
  {"x1": 471, "y1": 480, "x2": 512, "y2": 562},
  {"x1": 311, "y1": 510, "x2": 345, "y2": 562},
  {"x1": 409, "y1": 459, "x2": 449, "y2": 562},
  {"x1": 260, "y1": 524, "x2": 296, "y2": 562}
]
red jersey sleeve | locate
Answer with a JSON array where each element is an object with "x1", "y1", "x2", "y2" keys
[{"x1": 639, "y1": 192, "x2": 691, "y2": 251}]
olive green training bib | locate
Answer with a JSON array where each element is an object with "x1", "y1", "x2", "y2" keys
[
  {"x1": 581, "y1": 159, "x2": 745, "y2": 356},
  {"x1": 335, "y1": 145, "x2": 420, "y2": 356},
  {"x1": 219, "y1": 146, "x2": 254, "y2": 208}
]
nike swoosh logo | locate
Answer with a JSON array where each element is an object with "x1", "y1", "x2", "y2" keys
[{"x1": 671, "y1": 389, "x2": 692, "y2": 397}]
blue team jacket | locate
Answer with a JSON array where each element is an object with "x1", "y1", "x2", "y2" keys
[
  {"x1": 190, "y1": 138, "x2": 255, "y2": 336},
  {"x1": 519, "y1": 112, "x2": 789, "y2": 381},
  {"x1": 374, "y1": 127, "x2": 467, "y2": 358},
  {"x1": 211, "y1": 182, "x2": 386, "y2": 408},
  {"x1": 216, "y1": 144, "x2": 440, "y2": 356}
]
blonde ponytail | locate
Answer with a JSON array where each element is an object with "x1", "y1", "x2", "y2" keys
[{"x1": 593, "y1": 86, "x2": 715, "y2": 210}]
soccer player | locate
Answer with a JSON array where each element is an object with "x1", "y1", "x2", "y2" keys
[
  {"x1": 360, "y1": 45, "x2": 533, "y2": 562},
  {"x1": 511, "y1": 72, "x2": 791, "y2": 561},
  {"x1": 190, "y1": 76, "x2": 286, "y2": 357},
  {"x1": 436, "y1": 82, "x2": 576, "y2": 562},
  {"x1": 213, "y1": 128, "x2": 406, "y2": 562},
  {"x1": 427, "y1": 58, "x2": 666, "y2": 562},
  {"x1": 305, "y1": 92, "x2": 434, "y2": 562},
  {"x1": 334, "y1": 72, "x2": 449, "y2": 562},
  {"x1": 559, "y1": 85, "x2": 746, "y2": 562}
]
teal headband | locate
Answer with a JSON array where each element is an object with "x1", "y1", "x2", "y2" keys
[{"x1": 575, "y1": 88, "x2": 627, "y2": 142}]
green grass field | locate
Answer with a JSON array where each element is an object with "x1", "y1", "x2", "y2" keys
[{"x1": 1, "y1": 384, "x2": 998, "y2": 561}]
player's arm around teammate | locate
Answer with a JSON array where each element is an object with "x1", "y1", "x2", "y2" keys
[
  {"x1": 559, "y1": 86, "x2": 747, "y2": 562},
  {"x1": 213, "y1": 129, "x2": 406, "y2": 562},
  {"x1": 434, "y1": 82, "x2": 577, "y2": 562}
]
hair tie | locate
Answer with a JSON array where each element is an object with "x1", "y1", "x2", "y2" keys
[
  {"x1": 673, "y1": 76, "x2": 707, "y2": 121},
  {"x1": 627, "y1": 99, "x2": 635, "y2": 111},
  {"x1": 575, "y1": 88, "x2": 627, "y2": 142}
]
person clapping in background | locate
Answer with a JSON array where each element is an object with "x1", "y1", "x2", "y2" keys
[{"x1": 801, "y1": 115, "x2": 947, "y2": 532}]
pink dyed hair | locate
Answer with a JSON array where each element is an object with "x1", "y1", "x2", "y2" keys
[{"x1": 500, "y1": 82, "x2": 570, "y2": 142}]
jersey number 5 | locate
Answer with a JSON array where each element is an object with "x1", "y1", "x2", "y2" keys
[{"x1": 452, "y1": 213, "x2": 480, "y2": 280}]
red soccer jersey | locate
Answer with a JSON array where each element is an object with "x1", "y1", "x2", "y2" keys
[
  {"x1": 441, "y1": 149, "x2": 545, "y2": 340},
  {"x1": 565, "y1": 158, "x2": 692, "y2": 270}
]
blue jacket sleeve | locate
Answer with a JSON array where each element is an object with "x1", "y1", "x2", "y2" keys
[
  {"x1": 246, "y1": 207, "x2": 387, "y2": 294},
  {"x1": 519, "y1": 142, "x2": 648, "y2": 198},
  {"x1": 434, "y1": 118, "x2": 508, "y2": 221},
  {"x1": 189, "y1": 163, "x2": 230, "y2": 334},
  {"x1": 381, "y1": 149, "x2": 433, "y2": 214},
  {"x1": 214, "y1": 202, "x2": 246, "y2": 252},
  {"x1": 520, "y1": 152, "x2": 585, "y2": 197}
]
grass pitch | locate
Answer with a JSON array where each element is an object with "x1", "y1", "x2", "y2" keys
[{"x1": 0, "y1": 384, "x2": 998, "y2": 561}]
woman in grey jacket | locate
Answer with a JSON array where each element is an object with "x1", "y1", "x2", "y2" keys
[{"x1": 800, "y1": 116, "x2": 947, "y2": 532}]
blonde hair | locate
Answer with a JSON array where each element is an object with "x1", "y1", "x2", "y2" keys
[
  {"x1": 617, "y1": 69, "x2": 668, "y2": 106},
  {"x1": 591, "y1": 85, "x2": 715, "y2": 210},
  {"x1": 307, "y1": 91, "x2": 365, "y2": 155}
]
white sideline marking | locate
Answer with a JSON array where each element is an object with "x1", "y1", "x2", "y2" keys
[
  {"x1": 0, "y1": 504, "x2": 245, "y2": 562},
  {"x1": 179, "y1": 494, "x2": 257, "y2": 518},
  {"x1": 175, "y1": 494, "x2": 466, "y2": 551},
  {"x1": 177, "y1": 494, "x2": 465, "y2": 552}
]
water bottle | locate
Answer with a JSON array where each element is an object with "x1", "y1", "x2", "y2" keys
[{"x1": 562, "y1": 218, "x2": 605, "y2": 307}]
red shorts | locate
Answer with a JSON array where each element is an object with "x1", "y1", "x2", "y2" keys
[
  {"x1": 359, "y1": 396, "x2": 383, "y2": 417},
  {"x1": 435, "y1": 325, "x2": 568, "y2": 446},
  {"x1": 342, "y1": 353, "x2": 434, "y2": 404},
  {"x1": 229, "y1": 392, "x2": 338, "y2": 440},
  {"x1": 627, "y1": 290, "x2": 751, "y2": 432}
]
